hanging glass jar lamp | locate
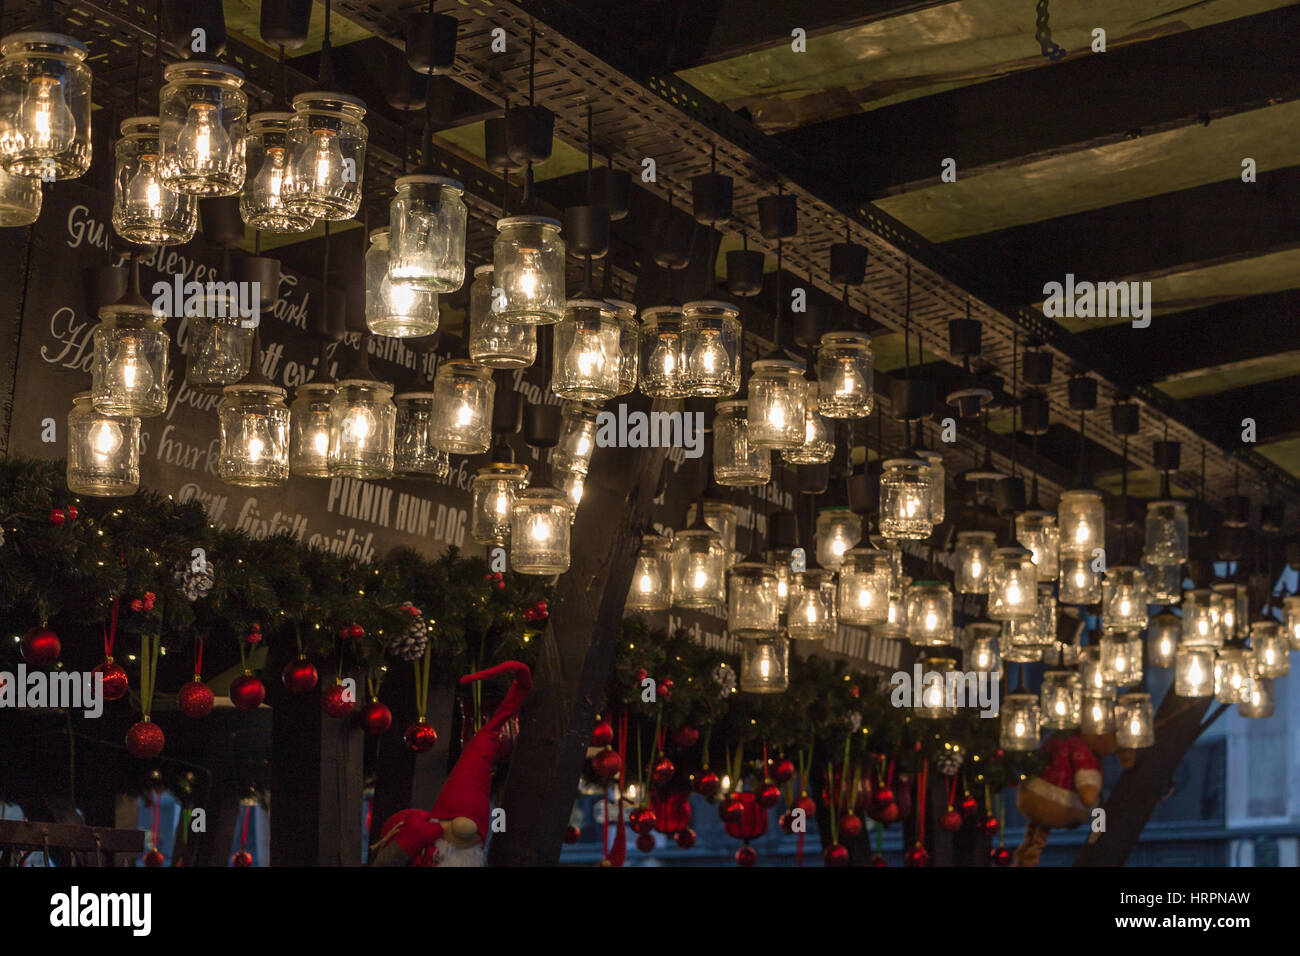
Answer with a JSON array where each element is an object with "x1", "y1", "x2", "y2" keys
[
  {"x1": 290, "y1": 378, "x2": 336, "y2": 478},
  {"x1": 712, "y1": 400, "x2": 771, "y2": 487},
  {"x1": 1059, "y1": 489, "x2": 1106, "y2": 558},
  {"x1": 686, "y1": 499, "x2": 739, "y2": 558},
  {"x1": 557, "y1": 469, "x2": 585, "y2": 517},
  {"x1": 838, "y1": 548, "x2": 893, "y2": 626},
  {"x1": 282, "y1": 91, "x2": 367, "y2": 219},
  {"x1": 748, "y1": 359, "x2": 807, "y2": 449},
  {"x1": 1144, "y1": 500, "x2": 1188, "y2": 566},
  {"x1": 365, "y1": 227, "x2": 439, "y2": 338},
  {"x1": 954, "y1": 530, "x2": 996, "y2": 595},
  {"x1": 1101, "y1": 566, "x2": 1148, "y2": 630},
  {"x1": 1239, "y1": 676, "x2": 1275, "y2": 718},
  {"x1": 1040, "y1": 669, "x2": 1082, "y2": 730},
  {"x1": 607, "y1": 298, "x2": 639, "y2": 396},
  {"x1": 784, "y1": 381, "x2": 834, "y2": 465},
  {"x1": 740, "y1": 634, "x2": 789, "y2": 694},
  {"x1": 1148, "y1": 611, "x2": 1180, "y2": 668},
  {"x1": 1081, "y1": 693, "x2": 1115, "y2": 736},
  {"x1": 1099, "y1": 629, "x2": 1143, "y2": 689},
  {"x1": 1285, "y1": 595, "x2": 1300, "y2": 650},
  {"x1": 217, "y1": 335, "x2": 290, "y2": 487},
  {"x1": 429, "y1": 359, "x2": 494, "y2": 455},
  {"x1": 1000, "y1": 688, "x2": 1041, "y2": 751},
  {"x1": 1251, "y1": 621, "x2": 1290, "y2": 678},
  {"x1": 816, "y1": 331, "x2": 872, "y2": 418},
  {"x1": 553, "y1": 299, "x2": 621, "y2": 402},
  {"x1": 242, "y1": 112, "x2": 314, "y2": 233},
  {"x1": 1212, "y1": 582, "x2": 1247, "y2": 641},
  {"x1": 1214, "y1": 644, "x2": 1253, "y2": 704},
  {"x1": 915, "y1": 448, "x2": 945, "y2": 525},
  {"x1": 1015, "y1": 509, "x2": 1060, "y2": 581},
  {"x1": 394, "y1": 388, "x2": 452, "y2": 480},
  {"x1": 966, "y1": 621, "x2": 1000, "y2": 672},
  {"x1": 388, "y1": 174, "x2": 466, "y2": 292},
  {"x1": 1181, "y1": 588, "x2": 1224, "y2": 648},
  {"x1": 553, "y1": 401, "x2": 600, "y2": 477},
  {"x1": 0, "y1": 31, "x2": 92, "y2": 179},
  {"x1": 1059, "y1": 554, "x2": 1101, "y2": 605},
  {"x1": 727, "y1": 562, "x2": 782, "y2": 637},
  {"x1": 329, "y1": 338, "x2": 396, "y2": 479},
  {"x1": 1115, "y1": 691, "x2": 1154, "y2": 748},
  {"x1": 469, "y1": 265, "x2": 535, "y2": 368},
  {"x1": 905, "y1": 580, "x2": 953, "y2": 647},
  {"x1": 1174, "y1": 646, "x2": 1215, "y2": 697},
  {"x1": 788, "y1": 569, "x2": 838, "y2": 641},
  {"x1": 670, "y1": 524, "x2": 727, "y2": 609},
  {"x1": 682, "y1": 300, "x2": 741, "y2": 398},
  {"x1": 510, "y1": 486, "x2": 573, "y2": 575},
  {"x1": 1143, "y1": 557, "x2": 1183, "y2": 605},
  {"x1": 815, "y1": 506, "x2": 862, "y2": 571},
  {"x1": 987, "y1": 547, "x2": 1038, "y2": 621},
  {"x1": 626, "y1": 533, "x2": 673, "y2": 612},
  {"x1": 639, "y1": 305, "x2": 689, "y2": 398},
  {"x1": 874, "y1": 584, "x2": 909, "y2": 640},
  {"x1": 471, "y1": 461, "x2": 530, "y2": 545},
  {"x1": 158, "y1": 62, "x2": 247, "y2": 196},
  {"x1": 0, "y1": 166, "x2": 39, "y2": 225},
  {"x1": 1079, "y1": 645, "x2": 1112, "y2": 698},
  {"x1": 66, "y1": 393, "x2": 140, "y2": 496},
  {"x1": 91, "y1": 260, "x2": 168, "y2": 418},
  {"x1": 878, "y1": 458, "x2": 935, "y2": 540},
  {"x1": 492, "y1": 215, "x2": 565, "y2": 324},
  {"x1": 113, "y1": 116, "x2": 197, "y2": 244},
  {"x1": 183, "y1": 273, "x2": 254, "y2": 393}
]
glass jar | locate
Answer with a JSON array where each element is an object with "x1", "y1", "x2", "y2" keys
[
  {"x1": 553, "y1": 401, "x2": 600, "y2": 477},
  {"x1": 1285, "y1": 595, "x2": 1300, "y2": 650},
  {"x1": 815, "y1": 507, "x2": 861, "y2": 571},
  {"x1": 1099, "y1": 629, "x2": 1143, "y2": 688},
  {"x1": 1040, "y1": 669, "x2": 1081, "y2": 730},
  {"x1": 1147, "y1": 611, "x2": 1180, "y2": 668},
  {"x1": 66, "y1": 393, "x2": 140, "y2": 496},
  {"x1": 1251, "y1": 621, "x2": 1290, "y2": 678},
  {"x1": 966, "y1": 621, "x2": 1000, "y2": 672},
  {"x1": 682, "y1": 300, "x2": 741, "y2": 398},
  {"x1": 184, "y1": 306, "x2": 254, "y2": 393},
  {"x1": 874, "y1": 586, "x2": 909, "y2": 640},
  {"x1": 905, "y1": 581, "x2": 953, "y2": 646},
  {"x1": 241, "y1": 112, "x2": 313, "y2": 233},
  {"x1": 553, "y1": 299, "x2": 621, "y2": 402},
  {"x1": 1239, "y1": 676, "x2": 1275, "y2": 718},
  {"x1": 1081, "y1": 693, "x2": 1115, "y2": 735},
  {"x1": 282, "y1": 92, "x2": 366, "y2": 219},
  {"x1": 388, "y1": 175, "x2": 466, "y2": 291},
  {"x1": 430, "y1": 360, "x2": 494, "y2": 455},
  {"x1": 838, "y1": 548, "x2": 893, "y2": 626},
  {"x1": 0, "y1": 32, "x2": 92, "y2": 179},
  {"x1": 1144, "y1": 500, "x2": 1188, "y2": 566},
  {"x1": 916, "y1": 655, "x2": 958, "y2": 719},
  {"x1": 1015, "y1": 510, "x2": 1060, "y2": 581},
  {"x1": 469, "y1": 265, "x2": 536, "y2": 368},
  {"x1": 728, "y1": 563, "x2": 782, "y2": 637},
  {"x1": 1000, "y1": 692, "x2": 1041, "y2": 751},
  {"x1": 607, "y1": 299, "x2": 639, "y2": 396},
  {"x1": 816, "y1": 331, "x2": 873, "y2": 418},
  {"x1": 712, "y1": 401, "x2": 771, "y2": 486},
  {"x1": 471, "y1": 462, "x2": 529, "y2": 545},
  {"x1": 787, "y1": 569, "x2": 838, "y2": 641},
  {"x1": 740, "y1": 633, "x2": 789, "y2": 694},
  {"x1": 290, "y1": 382, "x2": 336, "y2": 477},
  {"x1": 329, "y1": 379, "x2": 396, "y2": 478},
  {"x1": 639, "y1": 305, "x2": 689, "y2": 397},
  {"x1": 987, "y1": 547, "x2": 1038, "y2": 621},
  {"x1": 1143, "y1": 557, "x2": 1183, "y2": 605},
  {"x1": 626, "y1": 534, "x2": 672, "y2": 612},
  {"x1": 510, "y1": 486, "x2": 572, "y2": 574},
  {"x1": 1058, "y1": 554, "x2": 1101, "y2": 605},
  {"x1": 1174, "y1": 646, "x2": 1215, "y2": 697},
  {"x1": 0, "y1": 167, "x2": 39, "y2": 224},
  {"x1": 113, "y1": 116, "x2": 197, "y2": 244},
  {"x1": 1181, "y1": 588, "x2": 1223, "y2": 648},
  {"x1": 1212, "y1": 582, "x2": 1247, "y2": 640},
  {"x1": 1214, "y1": 646, "x2": 1252, "y2": 704},
  {"x1": 394, "y1": 391, "x2": 448, "y2": 478},
  {"x1": 1115, "y1": 691, "x2": 1154, "y2": 748},
  {"x1": 954, "y1": 530, "x2": 996, "y2": 595},
  {"x1": 916, "y1": 448, "x2": 946, "y2": 525},
  {"x1": 671, "y1": 528, "x2": 727, "y2": 608},
  {"x1": 686, "y1": 500, "x2": 739, "y2": 557},
  {"x1": 492, "y1": 216, "x2": 565, "y2": 324},
  {"x1": 878, "y1": 458, "x2": 935, "y2": 540},
  {"x1": 1043, "y1": 638, "x2": 1080, "y2": 667},
  {"x1": 783, "y1": 381, "x2": 834, "y2": 464},
  {"x1": 1059, "y1": 489, "x2": 1105, "y2": 558},
  {"x1": 158, "y1": 62, "x2": 247, "y2": 195},
  {"x1": 557, "y1": 469, "x2": 585, "y2": 516},
  {"x1": 364, "y1": 228, "x2": 439, "y2": 338},
  {"x1": 1079, "y1": 646, "x2": 1111, "y2": 697},
  {"x1": 747, "y1": 359, "x2": 807, "y2": 449},
  {"x1": 218, "y1": 382, "x2": 290, "y2": 486},
  {"x1": 1101, "y1": 566, "x2": 1148, "y2": 630},
  {"x1": 92, "y1": 301, "x2": 169, "y2": 418}
]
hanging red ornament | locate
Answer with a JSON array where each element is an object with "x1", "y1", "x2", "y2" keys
[
  {"x1": 93, "y1": 660, "x2": 128, "y2": 700},
  {"x1": 564, "y1": 824, "x2": 581, "y2": 844},
  {"x1": 651, "y1": 756, "x2": 676, "y2": 786},
  {"x1": 959, "y1": 793, "x2": 979, "y2": 818},
  {"x1": 903, "y1": 843, "x2": 931, "y2": 868},
  {"x1": 991, "y1": 846, "x2": 1013, "y2": 867},
  {"x1": 229, "y1": 673, "x2": 266, "y2": 711},
  {"x1": 719, "y1": 794, "x2": 744, "y2": 824},
  {"x1": 126, "y1": 719, "x2": 164, "y2": 759},
  {"x1": 795, "y1": 794, "x2": 817, "y2": 817},
  {"x1": 756, "y1": 782, "x2": 781, "y2": 808},
  {"x1": 773, "y1": 758, "x2": 796, "y2": 783},
  {"x1": 656, "y1": 682, "x2": 671, "y2": 699},
  {"x1": 66, "y1": 505, "x2": 79, "y2": 521},
  {"x1": 939, "y1": 807, "x2": 963, "y2": 832},
  {"x1": 281, "y1": 657, "x2": 319, "y2": 693},
  {"x1": 675, "y1": 827, "x2": 696, "y2": 849},
  {"x1": 672, "y1": 726, "x2": 699, "y2": 748},
  {"x1": 349, "y1": 623, "x2": 365, "y2": 639},
  {"x1": 696, "y1": 770, "x2": 721, "y2": 797},
  {"x1": 628, "y1": 807, "x2": 655, "y2": 835},
  {"x1": 143, "y1": 849, "x2": 165, "y2": 867},
  {"x1": 734, "y1": 845, "x2": 757, "y2": 867},
  {"x1": 839, "y1": 812, "x2": 864, "y2": 838},
  {"x1": 870, "y1": 854, "x2": 888, "y2": 867},
  {"x1": 635, "y1": 832, "x2": 655, "y2": 853},
  {"x1": 590, "y1": 720, "x2": 614, "y2": 748},
  {"x1": 404, "y1": 719, "x2": 438, "y2": 753},
  {"x1": 982, "y1": 814, "x2": 1000, "y2": 837},
  {"x1": 530, "y1": 600, "x2": 548, "y2": 623},
  {"x1": 320, "y1": 683, "x2": 354, "y2": 718},
  {"x1": 231, "y1": 850, "x2": 254, "y2": 867},
  {"x1": 651, "y1": 790, "x2": 692, "y2": 835},
  {"x1": 48, "y1": 508, "x2": 65, "y2": 527},
  {"x1": 779, "y1": 812, "x2": 797, "y2": 834},
  {"x1": 591, "y1": 747, "x2": 623, "y2": 779},
  {"x1": 178, "y1": 679, "x2": 215, "y2": 718},
  {"x1": 360, "y1": 700, "x2": 393, "y2": 735},
  {"x1": 823, "y1": 844, "x2": 851, "y2": 867},
  {"x1": 21, "y1": 626, "x2": 60, "y2": 667}
]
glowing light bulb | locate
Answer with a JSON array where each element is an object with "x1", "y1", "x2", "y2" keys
[
  {"x1": 1074, "y1": 569, "x2": 1087, "y2": 588},
  {"x1": 242, "y1": 414, "x2": 273, "y2": 462},
  {"x1": 455, "y1": 402, "x2": 473, "y2": 428},
  {"x1": 1014, "y1": 719, "x2": 1026, "y2": 736},
  {"x1": 312, "y1": 429, "x2": 329, "y2": 456},
  {"x1": 834, "y1": 363, "x2": 857, "y2": 396},
  {"x1": 1006, "y1": 584, "x2": 1022, "y2": 605},
  {"x1": 638, "y1": 573, "x2": 654, "y2": 593},
  {"x1": 758, "y1": 658, "x2": 771, "y2": 678},
  {"x1": 1129, "y1": 717, "x2": 1141, "y2": 736},
  {"x1": 293, "y1": 128, "x2": 344, "y2": 191},
  {"x1": 648, "y1": 335, "x2": 680, "y2": 378},
  {"x1": 123, "y1": 154, "x2": 177, "y2": 221},
  {"x1": 89, "y1": 419, "x2": 123, "y2": 460},
  {"x1": 924, "y1": 611, "x2": 938, "y2": 631},
  {"x1": 1119, "y1": 599, "x2": 1132, "y2": 616},
  {"x1": 342, "y1": 411, "x2": 371, "y2": 448},
  {"x1": 857, "y1": 590, "x2": 872, "y2": 609},
  {"x1": 529, "y1": 515, "x2": 551, "y2": 543},
  {"x1": 1054, "y1": 700, "x2": 1066, "y2": 716},
  {"x1": 1074, "y1": 524, "x2": 1091, "y2": 544},
  {"x1": 18, "y1": 77, "x2": 75, "y2": 151},
  {"x1": 492, "y1": 491, "x2": 511, "y2": 516},
  {"x1": 106, "y1": 338, "x2": 155, "y2": 400},
  {"x1": 693, "y1": 568, "x2": 709, "y2": 590},
  {"x1": 176, "y1": 102, "x2": 232, "y2": 169},
  {"x1": 563, "y1": 327, "x2": 607, "y2": 381},
  {"x1": 249, "y1": 145, "x2": 288, "y2": 202},
  {"x1": 688, "y1": 331, "x2": 728, "y2": 379},
  {"x1": 970, "y1": 560, "x2": 982, "y2": 578},
  {"x1": 767, "y1": 401, "x2": 787, "y2": 430},
  {"x1": 575, "y1": 435, "x2": 591, "y2": 457}
]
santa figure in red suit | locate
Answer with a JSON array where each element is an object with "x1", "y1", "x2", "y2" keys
[
  {"x1": 370, "y1": 661, "x2": 530, "y2": 867},
  {"x1": 1014, "y1": 734, "x2": 1104, "y2": 866}
]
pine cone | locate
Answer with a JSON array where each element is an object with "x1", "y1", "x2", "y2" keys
[
  {"x1": 174, "y1": 561, "x2": 215, "y2": 602},
  {"x1": 388, "y1": 605, "x2": 429, "y2": 663},
  {"x1": 711, "y1": 663, "x2": 737, "y2": 698},
  {"x1": 935, "y1": 750, "x2": 965, "y2": 776}
]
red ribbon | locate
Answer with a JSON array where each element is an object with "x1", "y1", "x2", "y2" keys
[
  {"x1": 193, "y1": 634, "x2": 204, "y2": 680},
  {"x1": 103, "y1": 597, "x2": 120, "y2": 659}
]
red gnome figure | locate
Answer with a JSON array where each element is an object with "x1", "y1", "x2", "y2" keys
[
  {"x1": 370, "y1": 661, "x2": 531, "y2": 867},
  {"x1": 1014, "y1": 735, "x2": 1103, "y2": 866}
]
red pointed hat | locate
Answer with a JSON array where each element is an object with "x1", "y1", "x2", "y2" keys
[{"x1": 429, "y1": 661, "x2": 532, "y2": 844}]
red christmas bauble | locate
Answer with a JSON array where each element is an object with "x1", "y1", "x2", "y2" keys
[
  {"x1": 939, "y1": 808, "x2": 964, "y2": 832},
  {"x1": 778, "y1": 811, "x2": 799, "y2": 834},
  {"x1": 66, "y1": 505, "x2": 78, "y2": 521},
  {"x1": 564, "y1": 824, "x2": 581, "y2": 844},
  {"x1": 675, "y1": 828, "x2": 696, "y2": 849},
  {"x1": 991, "y1": 846, "x2": 1013, "y2": 867},
  {"x1": 404, "y1": 719, "x2": 438, "y2": 753},
  {"x1": 591, "y1": 747, "x2": 623, "y2": 779},
  {"x1": 982, "y1": 814, "x2": 1000, "y2": 837},
  {"x1": 360, "y1": 700, "x2": 393, "y2": 735},
  {"x1": 795, "y1": 795, "x2": 817, "y2": 817},
  {"x1": 959, "y1": 793, "x2": 979, "y2": 818},
  {"x1": 229, "y1": 673, "x2": 266, "y2": 711},
  {"x1": 870, "y1": 854, "x2": 888, "y2": 867},
  {"x1": 756, "y1": 783, "x2": 781, "y2": 808},
  {"x1": 696, "y1": 771, "x2": 721, "y2": 798},
  {"x1": 93, "y1": 660, "x2": 128, "y2": 701},
  {"x1": 872, "y1": 786, "x2": 895, "y2": 807},
  {"x1": 143, "y1": 849, "x2": 165, "y2": 868},
  {"x1": 281, "y1": 657, "x2": 319, "y2": 693},
  {"x1": 773, "y1": 758, "x2": 796, "y2": 783},
  {"x1": 231, "y1": 850, "x2": 254, "y2": 867},
  {"x1": 590, "y1": 720, "x2": 614, "y2": 748},
  {"x1": 48, "y1": 508, "x2": 65, "y2": 527},
  {"x1": 651, "y1": 756, "x2": 675, "y2": 786},
  {"x1": 178, "y1": 679, "x2": 215, "y2": 718},
  {"x1": 320, "y1": 683, "x2": 354, "y2": 718},
  {"x1": 126, "y1": 719, "x2": 164, "y2": 759},
  {"x1": 839, "y1": 813, "x2": 864, "y2": 838},
  {"x1": 635, "y1": 832, "x2": 655, "y2": 853},
  {"x1": 823, "y1": 844, "x2": 851, "y2": 867},
  {"x1": 904, "y1": 844, "x2": 931, "y2": 868},
  {"x1": 734, "y1": 845, "x2": 757, "y2": 867},
  {"x1": 349, "y1": 624, "x2": 365, "y2": 639},
  {"x1": 21, "y1": 627, "x2": 61, "y2": 667},
  {"x1": 628, "y1": 807, "x2": 657, "y2": 835},
  {"x1": 672, "y1": 726, "x2": 700, "y2": 748},
  {"x1": 719, "y1": 794, "x2": 744, "y2": 824}
]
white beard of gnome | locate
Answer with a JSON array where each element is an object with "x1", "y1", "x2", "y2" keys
[{"x1": 370, "y1": 661, "x2": 532, "y2": 867}]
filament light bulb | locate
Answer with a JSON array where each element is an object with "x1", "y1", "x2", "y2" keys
[
  {"x1": 19, "y1": 77, "x2": 75, "y2": 151},
  {"x1": 106, "y1": 338, "x2": 155, "y2": 399},
  {"x1": 176, "y1": 102, "x2": 232, "y2": 168}
]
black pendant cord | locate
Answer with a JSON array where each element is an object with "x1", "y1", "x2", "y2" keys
[
  {"x1": 152, "y1": 0, "x2": 164, "y2": 99},
  {"x1": 903, "y1": 262, "x2": 912, "y2": 382},
  {"x1": 319, "y1": 0, "x2": 336, "y2": 87},
  {"x1": 773, "y1": 235, "x2": 784, "y2": 355},
  {"x1": 1010, "y1": 329, "x2": 1019, "y2": 478},
  {"x1": 521, "y1": 22, "x2": 538, "y2": 212},
  {"x1": 1120, "y1": 432, "x2": 1130, "y2": 565},
  {"x1": 1076, "y1": 409, "x2": 1089, "y2": 488},
  {"x1": 420, "y1": 0, "x2": 437, "y2": 168},
  {"x1": 277, "y1": 45, "x2": 288, "y2": 111},
  {"x1": 1160, "y1": 419, "x2": 1171, "y2": 500}
]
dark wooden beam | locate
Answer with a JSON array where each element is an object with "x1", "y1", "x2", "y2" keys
[
  {"x1": 1180, "y1": 376, "x2": 1300, "y2": 445},
  {"x1": 0, "y1": 820, "x2": 143, "y2": 855},
  {"x1": 777, "y1": 4, "x2": 1300, "y2": 196}
]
